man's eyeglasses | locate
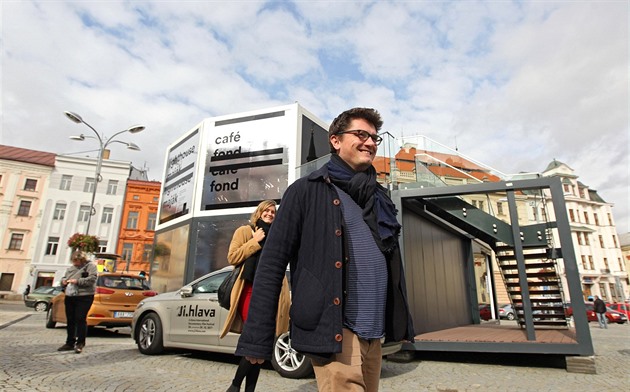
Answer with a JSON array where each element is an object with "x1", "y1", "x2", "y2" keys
[{"x1": 335, "y1": 129, "x2": 383, "y2": 145}]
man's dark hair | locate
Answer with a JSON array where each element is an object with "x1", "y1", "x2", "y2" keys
[{"x1": 328, "y1": 107, "x2": 383, "y2": 153}]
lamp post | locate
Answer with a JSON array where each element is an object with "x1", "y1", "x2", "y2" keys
[{"x1": 65, "y1": 111, "x2": 145, "y2": 235}]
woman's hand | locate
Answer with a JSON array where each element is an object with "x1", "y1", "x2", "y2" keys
[{"x1": 252, "y1": 227, "x2": 266, "y2": 243}]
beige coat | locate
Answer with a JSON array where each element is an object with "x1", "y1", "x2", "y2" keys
[{"x1": 219, "y1": 224, "x2": 290, "y2": 338}]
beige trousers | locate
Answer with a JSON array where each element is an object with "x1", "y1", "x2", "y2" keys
[{"x1": 312, "y1": 328, "x2": 382, "y2": 392}]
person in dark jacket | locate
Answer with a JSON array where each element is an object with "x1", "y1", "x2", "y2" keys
[
  {"x1": 593, "y1": 295, "x2": 607, "y2": 329},
  {"x1": 58, "y1": 250, "x2": 98, "y2": 354},
  {"x1": 235, "y1": 107, "x2": 415, "y2": 391}
]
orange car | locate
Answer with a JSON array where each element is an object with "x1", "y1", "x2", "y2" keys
[{"x1": 46, "y1": 272, "x2": 157, "y2": 329}]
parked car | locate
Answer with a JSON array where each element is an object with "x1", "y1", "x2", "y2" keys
[
  {"x1": 46, "y1": 272, "x2": 156, "y2": 329},
  {"x1": 498, "y1": 304, "x2": 515, "y2": 320},
  {"x1": 131, "y1": 266, "x2": 402, "y2": 379},
  {"x1": 564, "y1": 302, "x2": 628, "y2": 324},
  {"x1": 607, "y1": 302, "x2": 630, "y2": 318},
  {"x1": 478, "y1": 304, "x2": 492, "y2": 321},
  {"x1": 24, "y1": 286, "x2": 64, "y2": 312}
]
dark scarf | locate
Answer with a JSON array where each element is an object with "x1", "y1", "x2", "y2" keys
[
  {"x1": 327, "y1": 154, "x2": 401, "y2": 254},
  {"x1": 241, "y1": 218, "x2": 272, "y2": 282}
]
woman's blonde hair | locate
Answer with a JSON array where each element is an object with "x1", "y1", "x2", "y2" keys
[{"x1": 250, "y1": 200, "x2": 277, "y2": 226}]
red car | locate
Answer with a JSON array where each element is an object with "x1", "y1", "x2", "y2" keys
[
  {"x1": 607, "y1": 302, "x2": 630, "y2": 318},
  {"x1": 479, "y1": 304, "x2": 492, "y2": 321},
  {"x1": 565, "y1": 302, "x2": 628, "y2": 324}
]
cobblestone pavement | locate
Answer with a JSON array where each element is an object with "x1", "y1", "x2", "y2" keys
[{"x1": 1, "y1": 301, "x2": 629, "y2": 392}]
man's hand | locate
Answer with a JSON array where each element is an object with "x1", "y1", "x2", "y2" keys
[{"x1": 245, "y1": 356, "x2": 265, "y2": 365}]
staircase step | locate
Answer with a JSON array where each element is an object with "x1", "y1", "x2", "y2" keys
[
  {"x1": 497, "y1": 252, "x2": 549, "y2": 261},
  {"x1": 503, "y1": 271, "x2": 558, "y2": 279},
  {"x1": 499, "y1": 262, "x2": 558, "y2": 270},
  {"x1": 509, "y1": 289, "x2": 561, "y2": 295},
  {"x1": 506, "y1": 281, "x2": 560, "y2": 288}
]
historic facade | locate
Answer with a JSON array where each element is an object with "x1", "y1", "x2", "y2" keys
[
  {"x1": 116, "y1": 179, "x2": 161, "y2": 275},
  {"x1": 0, "y1": 145, "x2": 55, "y2": 297}
]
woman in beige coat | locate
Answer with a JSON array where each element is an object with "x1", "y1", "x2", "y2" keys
[{"x1": 222, "y1": 200, "x2": 290, "y2": 392}]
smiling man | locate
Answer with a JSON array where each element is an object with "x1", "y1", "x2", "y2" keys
[{"x1": 235, "y1": 107, "x2": 415, "y2": 391}]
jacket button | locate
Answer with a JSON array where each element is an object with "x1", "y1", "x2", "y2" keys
[
  {"x1": 335, "y1": 334, "x2": 343, "y2": 342},
  {"x1": 333, "y1": 297, "x2": 340, "y2": 305},
  {"x1": 335, "y1": 229, "x2": 342, "y2": 236},
  {"x1": 335, "y1": 261, "x2": 342, "y2": 269},
  {"x1": 333, "y1": 199, "x2": 341, "y2": 206}
]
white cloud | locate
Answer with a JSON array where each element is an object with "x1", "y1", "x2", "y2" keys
[{"x1": 1, "y1": 0, "x2": 627, "y2": 232}]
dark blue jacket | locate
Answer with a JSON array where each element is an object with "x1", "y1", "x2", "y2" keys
[{"x1": 235, "y1": 164, "x2": 415, "y2": 360}]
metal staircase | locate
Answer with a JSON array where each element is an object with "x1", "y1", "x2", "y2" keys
[
  {"x1": 420, "y1": 196, "x2": 569, "y2": 328},
  {"x1": 495, "y1": 244, "x2": 567, "y2": 327}
]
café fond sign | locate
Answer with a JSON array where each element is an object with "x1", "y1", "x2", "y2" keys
[{"x1": 202, "y1": 110, "x2": 288, "y2": 210}]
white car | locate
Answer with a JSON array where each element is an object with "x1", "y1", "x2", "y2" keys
[{"x1": 131, "y1": 266, "x2": 401, "y2": 379}]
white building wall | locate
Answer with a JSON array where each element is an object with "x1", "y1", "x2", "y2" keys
[
  {"x1": 542, "y1": 162, "x2": 627, "y2": 302},
  {"x1": 31, "y1": 156, "x2": 130, "y2": 285}
]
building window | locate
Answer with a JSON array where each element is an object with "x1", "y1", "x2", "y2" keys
[
  {"x1": 603, "y1": 258, "x2": 609, "y2": 270},
  {"x1": 579, "y1": 187, "x2": 585, "y2": 198},
  {"x1": 84, "y1": 178, "x2": 95, "y2": 193},
  {"x1": 582, "y1": 255, "x2": 588, "y2": 270},
  {"x1": 106, "y1": 180, "x2": 118, "y2": 195},
  {"x1": 60, "y1": 175, "x2": 72, "y2": 191},
  {"x1": 53, "y1": 203, "x2": 66, "y2": 220},
  {"x1": 619, "y1": 258, "x2": 624, "y2": 271},
  {"x1": 143, "y1": 244, "x2": 153, "y2": 261},
  {"x1": 126, "y1": 211, "x2": 139, "y2": 229},
  {"x1": 583, "y1": 211, "x2": 589, "y2": 224},
  {"x1": 122, "y1": 243, "x2": 133, "y2": 261},
  {"x1": 497, "y1": 202, "x2": 504, "y2": 215},
  {"x1": 584, "y1": 234, "x2": 590, "y2": 246},
  {"x1": 147, "y1": 213, "x2": 157, "y2": 231},
  {"x1": 153, "y1": 196, "x2": 159, "y2": 202},
  {"x1": 599, "y1": 235, "x2": 605, "y2": 248},
  {"x1": 9, "y1": 233, "x2": 24, "y2": 250},
  {"x1": 563, "y1": 184, "x2": 570, "y2": 193},
  {"x1": 101, "y1": 207, "x2": 114, "y2": 224},
  {"x1": 133, "y1": 195, "x2": 140, "y2": 200},
  {"x1": 577, "y1": 233, "x2": 583, "y2": 246},
  {"x1": 17, "y1": 200, "x2": 32, "y2": 216},
  {"x1": 612, "y1": 235, "x2": 618, "y2": 248},
  {"x1": 98, "y1": 240, "x2": 108, "y2": 253},
  {"x1": 45, "y1": 237, "x2": 60, "y2": 255},
  {"x1": 588, "y1": 256, "x2": 594, "y2": 270},
  {"x1": 78, "y1": 206, "x2": 91, "y2": 222},
  {"x1": 599, "y1": 283, "x2": 608, "y2": 301},
  {"x1": 24, "y1": 178, "x2": 37, "y2": 191},
  {"x1": 607, "y1": 213, "x2": 613, "y2": 226},
  {"x1": 594, "y1": 213, "x2": 599, "y2": 226},
  {"x1": 569, "y1": 209, "x2": 575, "y2": 222}
]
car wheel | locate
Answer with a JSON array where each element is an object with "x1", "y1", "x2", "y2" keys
[
  {"x1": 45, "y1": 307, "x2": 56, "y2": 329},
  {"x1": 137, "y1": 313, "x2": 164, "y2": 355},
  {"x1": 507, "y1": 312, "x2": 515, "y2": 320},
  {"x1": 271, "y1": 331, "x2": 313, "y2": 379},
  {"x1": 34, "y1": 301, "x2": 48, "y2": 312}
]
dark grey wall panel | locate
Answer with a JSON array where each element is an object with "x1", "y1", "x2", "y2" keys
[{"x1": 402, "y1": 210, "x2": 470, "y2": 334}]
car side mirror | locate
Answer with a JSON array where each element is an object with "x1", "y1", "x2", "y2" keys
[{"x1": 180, "y1": 286, "x2": 193, "y2": 298}]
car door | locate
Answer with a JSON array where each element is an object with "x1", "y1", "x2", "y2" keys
[{"x1": 169, "y1": 271, "x2": 229, "y2": 346}]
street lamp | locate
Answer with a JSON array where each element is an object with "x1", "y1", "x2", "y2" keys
[{"x1": 65, "y1": 111, "x2": 145, "y2": 234}]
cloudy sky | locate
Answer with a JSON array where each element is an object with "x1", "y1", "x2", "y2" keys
[{"x1": 2, "y1": 1, "x2": 628, "y2": 232}]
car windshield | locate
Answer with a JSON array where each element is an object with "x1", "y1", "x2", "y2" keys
[
  {"x1": 98, "y1": 276, "x2": 150, "y2": 290},
  {"x1": 32, "y1": 286, "x2": 55, "y2": 294},
  {"x1": 194, "y1": 271, "x2": 229, "y2": 294}
]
